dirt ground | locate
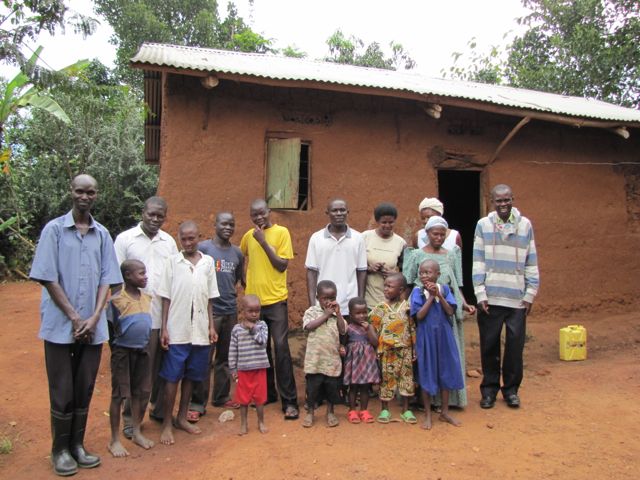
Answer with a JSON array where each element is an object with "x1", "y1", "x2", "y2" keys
[{"x1": 1, "y1": 281, "x2": 639, "y2": 480}]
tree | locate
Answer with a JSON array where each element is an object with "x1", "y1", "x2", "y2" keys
[
  {"x1": 445, "y1": 0, "x2": 640, "y2": 107},
  {"x1": 1, "y1": 60, "x2": 157, "y2": 275},
  {"x1": 1, "y1": 0, "x2": 95, "y2": 70},
  {"x1": 94, "y1": 0, "x2": 273, "y2": 84},
  {"x1": 324, "y1": 29, "x2": 416, "y2": 70}
]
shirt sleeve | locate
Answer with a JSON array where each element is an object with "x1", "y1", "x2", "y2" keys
[
  {"x1": 409, "y1": 287, "x2": 425, "y2": 317},
  {"x1": 402, "y1": 248, "x2": 418, "y2": 287},
  {"x1": 207, "y1": 257, "x2": 220, "y2": 299},
  {"x1": 29, "y1": 221, "x2": 60, "y2": 283},
  {"x1": 472, "y1": 222, "x2": 488, "y2": 303},
  {"x1": 156, "y1": 257, "x2": 173, "y2": 299},
  {"x1": 302, "y1": 307, "x2": 317, "y2": 329},
  {"x1": 239, "y1": 230, "x2": 250, "y2": 256},
  {"x1": 235, "y1": 249, "x2": 244, "y2": 285},
  {"x1": 114, "y1": 233, "x2": 127, "y2": 265},
  {"x1": 252, "y1": 320, "x2": 268, "y2": 345},
  {"x1": 99, "y1": 228, "x2": 124, "y2": 286},
  {"x1": 275, "y1": 227, "x2": 294, "y2": 260},
  {"x1": 443, "y1": 284, "x2": 457, "y2": 310},
  {"x1": 356, "y1": 235, "x2": 368, "y2": 271},
  {"x1": 228, "y1": 327, "x2": 238, "y2": 373},
  {"x1": 304, "y1": 234, "x2": 318, "y2": 270},
  {"x1": 369, "y1": 306, "x2": 383, "y2": 335}
]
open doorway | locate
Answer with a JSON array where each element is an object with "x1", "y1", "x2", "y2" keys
[{"x1": 437, "y1": 170, "x2": 481, "y2": 303}]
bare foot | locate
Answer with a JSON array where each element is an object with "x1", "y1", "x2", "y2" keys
[
  {"x1": 175, "y1": 417, "x2": 202, "y2": 435},
  {"x1": 132, "y1": 431, "x2": 155, "y2": 450},
  {"x1": 108, "y1": 440, "x2": 129, "y2": 457},
  {"x1": 421, "y1": 415, "x2": 432, "y2": 430},
  {"x1": 258, "y1": 422, "x2": 268, "y2": 434},
  {"x1": 239, "y1": 423, "x2": 248, "y2": 436},
  {"x1": 160, "y1": 426, "x2": 175, "y2": 445},
  {"x1": 439, "y1": 412, "x2": 461, "y2": 427}
]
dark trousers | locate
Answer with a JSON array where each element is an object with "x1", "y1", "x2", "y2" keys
[
  {"x1": 191, "y1": 314, "x2": 237, "y2": 411},
  {"x1": 44, "y1": 341, "x2": 102, "y2": 415},
  {"x1": 147, "y1": 328, "x2": 166, "y2": 418},
  {"x1": 477, "y1": 305, "x2": 527, "y2": 398},
  {"x1": 262, "y1": 301, "x2": 298, "y2": 410}
]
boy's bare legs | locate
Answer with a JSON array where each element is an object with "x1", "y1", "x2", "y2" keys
[
  {"x1": 239, "y1": 405, "x2": 248, "y2": 435},
  {"x1": 256, "y1": 404, "x2": 267, "y2": 434},
  {"x1": 359, "y1": 385, "x2": 370, "y2": 411},
  {"x1": 108, "y1": 397, "x2": 129, "y2": 457},
  {"x1": 131, "y1": 395, "x2": 154, "y2": 449},
  {"x1": 174, "y1": 379, "x2": 201, "y2": 435},
  {"x1": 439, "y1": 390, "x2": 461, "y2": 426},
  {"x1": 160, "y1": 381, "x2": 179, "y2": 445},
  {"x1": 421, "y1": 390, "x2": 432, "y2": 430}
]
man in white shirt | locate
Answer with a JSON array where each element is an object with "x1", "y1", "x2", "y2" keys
[{"x1": 114, "y1": 197, "x2": 178, "y2": 433}]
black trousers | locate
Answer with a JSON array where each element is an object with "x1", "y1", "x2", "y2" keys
[
  {"x1": 261, "y1": 301, "x2": 298, "y2": 409},
  {"x1": 44, "y1": 341, "x2": 102, "y2": 415},
  {"x1": 477, "y1": 306, "x2": 526, "y2": 398}
]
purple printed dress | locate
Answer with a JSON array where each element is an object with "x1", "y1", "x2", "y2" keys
[{"x1": 342, "y1": 323, "x2": 380, "y2": 385}]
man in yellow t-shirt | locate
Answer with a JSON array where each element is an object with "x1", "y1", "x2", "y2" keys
[{"x1": 240, "y1": 199, "x2": 299, "y2": 420}]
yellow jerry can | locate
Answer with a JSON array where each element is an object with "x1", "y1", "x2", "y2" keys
[{"x1": 559, "y1": 325, "x2": 587, "y2": 361}]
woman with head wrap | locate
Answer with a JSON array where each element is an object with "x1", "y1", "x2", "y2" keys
[
  {"x1": 415, "y1": 197, "x2": 462, "y2": 250},
  {"x1": 403, "y1": 215, "x2": 476, "y2": 408}
]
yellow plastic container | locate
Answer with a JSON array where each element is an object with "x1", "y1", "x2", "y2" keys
[{"x1": 559, "y1": 325, "x2": 587, "y2": 361}]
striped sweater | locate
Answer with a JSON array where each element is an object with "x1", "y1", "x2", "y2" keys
[
  {"x1": 229, "y1": 320, "x2": 270, "y2": 373},
  {"x1": 472, "y1": 207, "x2": 539, "y2": 308}
]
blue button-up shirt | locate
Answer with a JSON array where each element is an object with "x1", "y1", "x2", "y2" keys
[{"x1": 29, "y1": 211, "x2": 123, "y2": 344}]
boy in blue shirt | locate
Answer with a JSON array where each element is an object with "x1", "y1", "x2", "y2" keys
[{"x1": 108, "y1": 259, "x2": 154, "y2": 457}]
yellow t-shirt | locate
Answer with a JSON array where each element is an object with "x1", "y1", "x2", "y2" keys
[{"x1": 240, "y1": 224, "x2": 294, "y2": 306}]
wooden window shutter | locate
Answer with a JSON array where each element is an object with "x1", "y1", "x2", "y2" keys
[{"x1": 266, "y1": 138, "x2": 301, "y2": 209}]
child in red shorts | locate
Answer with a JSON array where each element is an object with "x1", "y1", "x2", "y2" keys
[{"x1": 229, "y1": 294, "x2": 270, "y2": 435}]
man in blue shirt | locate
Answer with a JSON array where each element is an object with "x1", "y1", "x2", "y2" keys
[{"x1": 30, "y1": 174, "x2": 122, "y2": 476}]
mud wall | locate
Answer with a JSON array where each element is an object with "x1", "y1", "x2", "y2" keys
[{"x1": 156, "y1": 74, "x2": 640, "y2": 322}]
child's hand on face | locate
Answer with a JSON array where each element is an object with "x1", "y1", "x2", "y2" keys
[
  {"x1": 359, "y1": 320, "x2": 369, "y2": 329},
  {"x1": 426, "y1": 282, "x2": 438, "y2": 295}
]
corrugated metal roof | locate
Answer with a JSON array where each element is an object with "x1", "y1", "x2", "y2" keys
[{"x1": 131, "y1": 43, "x2": 640, "y2": 125}]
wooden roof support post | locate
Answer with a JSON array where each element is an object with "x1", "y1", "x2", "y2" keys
[{"x1": 488, "y1": 116, "x2": 531, "y2": 165}]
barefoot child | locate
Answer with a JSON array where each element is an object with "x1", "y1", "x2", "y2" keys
[
  {"x1": 108, "y1": 260, "x2": 155, "y2": 457},
  {"x1": 410, "y1": 259, "x2": 464, "y2": 430},
  {"x1": 343, "y1": 297, "x2": 379, "y2": 424},
  {"x1": 370, "y1": 273, "x2": 417, "y2": 424},
  {"x1": 157, "y1": 221, "x2": 219, "y2": 445},
  {"x1": 302, "y1": 280, "x2": 346, "y2": 428},
  {"x1": 229, "y1": 294, "x2": 270, "y2": 435}
]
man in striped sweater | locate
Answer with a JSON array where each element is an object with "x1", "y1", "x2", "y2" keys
[{"x1": 472, "y1": 184, "x2": 539, "y2": 409}]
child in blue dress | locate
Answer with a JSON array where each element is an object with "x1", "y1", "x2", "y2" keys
[
  {"x1": 410, "y1": 259, "x2": 464, "y2": 430},
  {"x1": 342, "y1": 297, "x2": 380, "y2": 424}
]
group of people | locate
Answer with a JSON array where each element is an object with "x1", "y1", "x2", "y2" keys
[{"x1": 30, "y1": 174, "x2": 539, "y2": 476}]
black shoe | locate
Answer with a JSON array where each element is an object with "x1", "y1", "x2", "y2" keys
[
  {"x1": 505, "y1": 394, "x2": 520, "y2": 408},
  {"x1": 70, "y1": 409, "x2": 100, "y2": 469},
  {"x1": 480, "y1": 396, "x2": 496, "y2": 409},
  {"x1": 52, "y1": 448, "x2": 78, "y2": 477},
  {"x1": 51, "y1": 411, "x2": 78, "y2": 476}
]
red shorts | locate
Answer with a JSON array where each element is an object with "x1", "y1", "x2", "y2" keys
[{"x1": 234, "y1": 369, "x2": 267, "y2": 406}]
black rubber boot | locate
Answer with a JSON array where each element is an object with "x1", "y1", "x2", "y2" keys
[
  {"x1": 51, "y1": 410, "x2": 78, "y2": 477},
  {"x1": 69, "y1": 408, "x2": 100, "y2": 469}
]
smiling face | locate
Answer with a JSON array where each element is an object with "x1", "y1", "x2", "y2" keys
[
  {"x1": 141, "y1": 202, "x2": 167, "y2": 238},
  {"x1": 492, "y1": 187, "x2": 514, "y2": 221},
  {"x1": 426, "y1": 225, "x2": 447, "y2": 248},
  {"x1": 215, "y1": 212, "x2": 235, "y2": 241},
  {"x1": 70, "y1": 175, "x2": 98, "y2": 214},
  {"x1": 250, "y1": 200, "x2": 271, "y2": 228},
  {"x1": 418, "y1": 260, "x2": 440, "y2": 285},
  {"x1": 327, "y1": 199, "x2": 348, "y2": 228},
  {"x1": 376, "y1": 215, "x2": 396, "y2": 238},
  {"x1": 126, "y1": 264, "x2": 148, "y2": 289}
]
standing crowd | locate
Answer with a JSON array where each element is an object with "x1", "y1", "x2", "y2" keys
[{"x1": 30, "y1": 174, "x2": 539, "y2": 476}]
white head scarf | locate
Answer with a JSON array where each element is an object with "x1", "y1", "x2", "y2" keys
[
  {"x1": 418, "y1": 197, "x2": 444, "y2": 215},
  {"x1": 425, "y1": 215, "x2": 448, "y2": 231}
]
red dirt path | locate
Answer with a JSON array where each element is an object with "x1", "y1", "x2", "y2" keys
[{"x1": 1, "y1": 281, "x2": 639, "y2": 479}]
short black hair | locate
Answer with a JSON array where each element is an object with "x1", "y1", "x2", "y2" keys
[
  {"x1": 144, "y1": 196, "x2": 167, "y2": 211},
  {"x1": 386, "y1": 272, "x2": 407, "y2": 289},
  {"x1": 120, "y1": 259, "x2": 144, "y2": 279},
  {"x1": 348, "y1": 296, "x2": 367, "y2": 312},
  {"x1": 373, "y1": 202, "x2": 398, "y2": 221},
  {"x1": 317, "y1": 280, "x2": 337, "y2": 295}
]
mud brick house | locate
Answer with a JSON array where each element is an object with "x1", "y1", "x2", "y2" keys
[{"x1": 131, "y1": 43, "x2": 640, "y2": 322}]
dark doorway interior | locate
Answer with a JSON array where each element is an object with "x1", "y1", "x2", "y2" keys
[{"x1": 437, "y1": 170, "x2": 481, "y2": 303}]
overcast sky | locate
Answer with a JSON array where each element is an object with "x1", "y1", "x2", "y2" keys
[{"x1": 8, "y1": 0, "x2": 530, "y2": 78}]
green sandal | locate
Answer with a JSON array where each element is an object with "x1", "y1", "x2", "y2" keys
[
  {"x1": 377, "y1": 409, "x2": 391, "y2": 424},
  {"x1": 401, "y1": 410, "x2": 417, "y2": 424}
]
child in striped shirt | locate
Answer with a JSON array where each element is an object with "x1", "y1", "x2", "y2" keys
[{"x1": 229, "y1": 294, "x2": 270, "y2": 435}]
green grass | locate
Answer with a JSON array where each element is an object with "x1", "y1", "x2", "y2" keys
[{"x1": 0, "y1": 436, "x2": 12, "y2": 455}]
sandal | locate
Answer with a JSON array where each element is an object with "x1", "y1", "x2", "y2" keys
[
  {"x1": 327, "y1": 412, "x2": 339, "y2": 427},
  {"x1": 302, "y1": 413, "x2": 313, "y2": 428},
  {"x1": 348, "y1": 410, "x2": 361, "y2": 424},
  {"x1": 359, "y1": 410, "x2": 374, "y2": 423},
  {"x1": 377, "y1": 409, "x2": 391, "y2": 424},
  {"x1": 186, "y1": 410, "x2": 201, "y2": 423},
  {"x1": 400, "y1": 410, "x2": 417, "y2": 424},
  {"x1": 284, "y1": 405, "x2": 299, "y2": 420}
]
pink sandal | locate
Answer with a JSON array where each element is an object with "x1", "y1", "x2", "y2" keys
[
  {"x1": 359, "y1": 410, "x2": 374, "y2": 423},
  {"x1": 348, "y1": 410, "x2": 361, "y2": 424}
]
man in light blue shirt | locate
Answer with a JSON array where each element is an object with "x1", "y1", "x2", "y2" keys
[{"x1": 30, "y1": 174, "x2": 122, "y2": 476}]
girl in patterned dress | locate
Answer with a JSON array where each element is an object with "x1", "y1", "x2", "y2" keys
[{"x1": 342, "y1": 297, "x2": 380, "y2": 423}]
